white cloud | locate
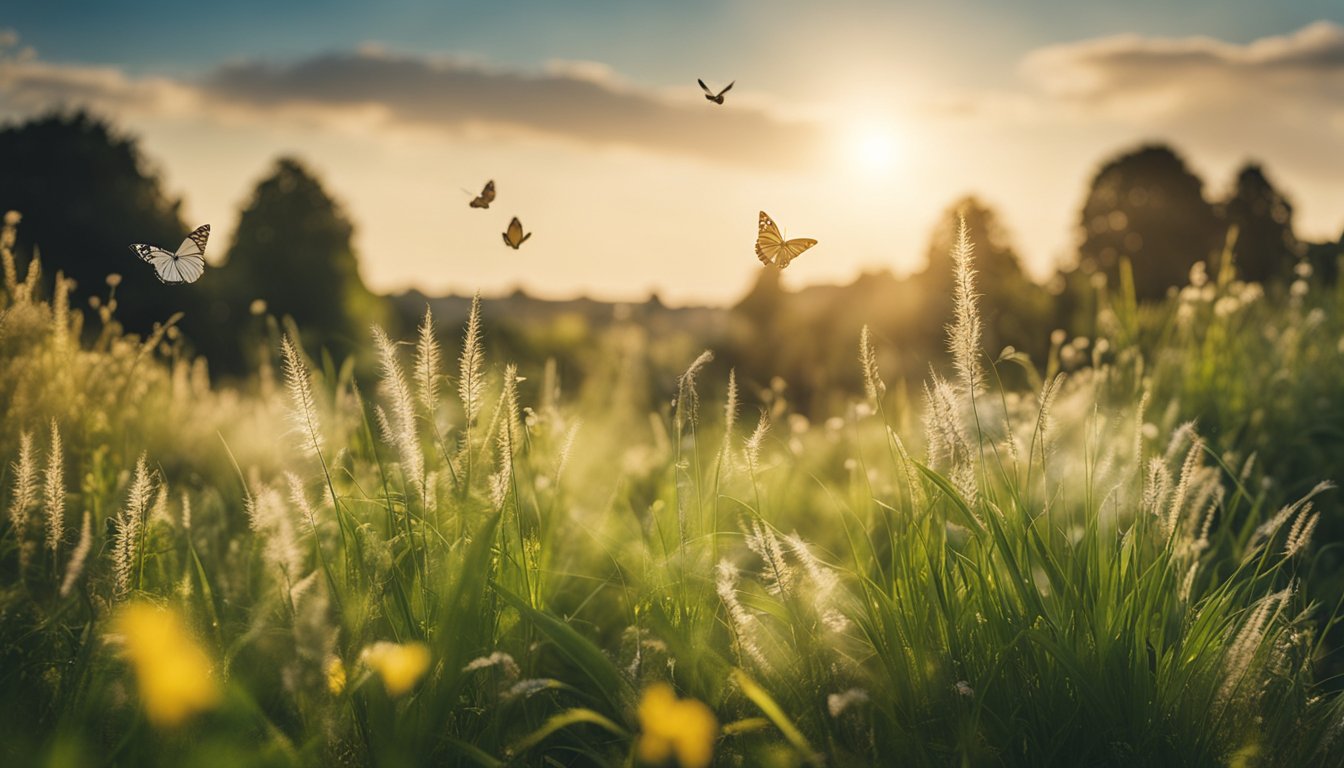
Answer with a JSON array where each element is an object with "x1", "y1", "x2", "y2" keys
[{"x1": 1, "y1": 41, "x2": 826, "y2": 171}]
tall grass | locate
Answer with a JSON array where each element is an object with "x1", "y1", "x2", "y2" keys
[{"x1": 1, "y1": 209, "x2": 1343, "y2": 767}]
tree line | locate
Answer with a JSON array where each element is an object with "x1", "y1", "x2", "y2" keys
[{"x1": 1, "y1": 111, "x2": 1339, "y2": 394}]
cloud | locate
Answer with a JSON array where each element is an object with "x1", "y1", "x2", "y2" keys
[
  {"x1": 1, "y1": 39, "x2": 826, "y2": 170},
  {"x1": 1020, "y1": 21, "x2": 1344, "y2": 117}
]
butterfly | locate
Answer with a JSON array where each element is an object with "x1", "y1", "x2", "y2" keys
[
  {"x1": 755, "y1": 211, "x2": 816, "y2": 269},
  {"x1": 469, "y1": 180, "x2": 496, "y2": 209},
  {"x1": 129, "y1": 224, "x2": 209, "y2": 284},
  {"x1": 698, "y1": 79, "x2": 734, "y2": 105},
  {"x1": 502, "y1": 217, "x2": 531, "y2": 249}
]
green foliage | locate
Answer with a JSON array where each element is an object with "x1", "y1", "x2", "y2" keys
[
  {"x1": 1079, "y1": 144, "x2": 1222, "y2": 301},
  {"x1": 0, "y1": 111, "x2": 191, "y2": 332},
  {"x1": 4, "y1": 209, "x2": 1344, "y2": 767},
  {"x1": 1219, "y1": 164, "x2": 1298, "y2": 285},
  {"x1": 214, "y1": 157, "x2": 385, "y2": 376}
]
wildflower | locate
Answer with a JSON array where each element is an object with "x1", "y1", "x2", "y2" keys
[
  {"x1": 636, "y1": 683, "x2": 718, "y2": 768},
  {"x1": 325, "y1": 656, "x2": 346, "y2": 695},
  {"x1": 827, "y1": 688, "x2": 869, "y2": 717},
  {"x1": 111, "y1": 602, "x2": 219, "y2": 727},
  {"x1": 361, "y1": 641, "x2": 431, "y2": 697}
]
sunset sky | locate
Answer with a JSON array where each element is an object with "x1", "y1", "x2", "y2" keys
[{"x1": 2, "y1": 1, "x2": 1342, "y2": 304}]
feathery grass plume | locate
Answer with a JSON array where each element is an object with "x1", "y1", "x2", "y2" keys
[
  {"x1": 922, "y1": 374, "x2": 976, "y2": 504},
  {"x1": 8, "y1": 430, "x2": 36, "y2": 530},
  {"x1": 51, "y1": 271, "x2": 71, "y2": 352},
  {"x1": 555, "y1": 421, "x2": 580, "y2": 483},
  {"x1": 246, "y1": 485, "x2": 303, "y2": 594},
  {"x1": 43, "y1": 419, "x2": 65, "y2": 552},
  {"x1": 675, "y1": 350, "x2": 714, "y2": 433},
  {"x1": 1, "y1": 210, "x2": 20, "y2": 295},
  {"x1": 1250, "y1": 482, "x2": 1332, "y2": 554},
  {"x1": 859, "y1": 325, "x2": 886, "y2": 405},
  {"x1": 744, "y1": 518, "x2": 794, "y2": 598},
  {"x1": 459, "y1": 291, "x2": 485, "y2": 427},
  {"x1": 114, "y1": 454, "x2": 155, "y2": 597},
  {"x1": 743, "y1": 410, "x2": 770, "y2": 477},
  {"x1": 720, "y1": 369, "x2": 739, "y2": 470},
  {"x1": 18, "y1": 246, "x2": 40, "y2": 303},
  {"x1": 715, "y1": 560, "x2": 770, "y2": 670},
  {"x1": 1163, "y1": 437, "x2": 1205, "y2": 540},
  {"x1": 1283, "y1": 502, "x2": 1320, "y2": 558},
  {"x1": 280, "y1": 334, "x2": 323, "y2": 458},
  {"x1": 286, "y1": 471, "x2": 320, "y2": 532},
  {"x1": 414, "y1": 307, "x2": 442, "y2": 414},
  {"x1": 373, "y1": 325, "x2": 425, "y2": 488},
  {"x1": 947, "y1": 214, "x2": 983, "y2": 395},
  {"x1": 180, "y1": 492, "x2": 192, "y2": 532},
  {"x1": 1219, "y1": 585, "x2": 1294, "y2": 708},
  {"x1": 887, "y1": 425, "x2": 926, "y2": 508},
  {"x1": 783, "y1": 533, "x2": 849, "y2": 632},
  {"x1": 497, "y1": 363, "x2": 522, "y2": 453},
  {"x1": 60, "y1": 511, "x2": 93, "y2": 597},
  {"x1": 1133, "y1": 390, "x2": 1151, "y2": 471}
]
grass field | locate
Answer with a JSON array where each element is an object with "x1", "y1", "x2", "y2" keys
[{"x1": 3, "y1": 213, "x2": 1344, "y2": 767}]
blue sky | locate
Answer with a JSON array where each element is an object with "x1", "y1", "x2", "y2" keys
[
  {"x1": 11, "y1": 1, "x2": 1339, "y2": 71},
  {"x1": 2, "y1": 2, "x2": 1342, "y2": 301}
]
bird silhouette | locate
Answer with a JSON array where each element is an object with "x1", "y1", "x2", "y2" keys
[{"x1": 698, "y1": 79, "x2": 734, "y2": 105}]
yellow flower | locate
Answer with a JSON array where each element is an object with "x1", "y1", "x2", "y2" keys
[
  {"x1": 111, "y1": 602, "x2": 219, "y2": 727},
  {"x1": 637, "y1": 683, "x2": 718, "y2": 768},
  {"x1": 361, "y1": 641, "x2": 431, "y2": 697},
  {"x1": 325, "y1": 655, "x2": 347, "y2": 695}
]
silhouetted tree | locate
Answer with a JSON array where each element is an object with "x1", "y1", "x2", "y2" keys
[
  {"x1": 914, "y1": 197, "x2": 1051, "y2": 366},
  {"x1": 1303, "y1": 232, "x2": 1342, "y2": 287},
  {"x1": 217, "y1": 157, "x2": 384, "y2": 373},
  {"x1": 1220, "y1": 163, "x2": 1297, "y2": 284},
  {"x1": 0, "y1": 111, "x2": 193, "y2": 331},
  {"x1": 1078, "y1": 145, "x2": 1220, "y2": 301}
]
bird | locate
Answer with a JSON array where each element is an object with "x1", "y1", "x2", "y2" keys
[
  {"x1": 754, "y1": 211, "x2": 816, "y2": 269},
  {"x1": 698, "y1": 79, "x2": 734, "y2": 105},
  {"x1": 469, "y1": 180, "x2": 496, "y2": 209},
  {"x1": 129, "y1": 224, "x2": 209, "y2": 284},
  {"x1": 502, "y1": 217, "x2": 532, "y2": 249}
]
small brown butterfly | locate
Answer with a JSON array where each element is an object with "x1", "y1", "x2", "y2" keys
[
  {"x1": 698, "y1": 79, "x2": 734, "y2": 105},
  {"x1": 502, "y1": 217, "x2": 531, "y2": 249},
  {"x1": 469, "y1": 180, "x2": 495, "y2": 209},
  {"x1": 755, "y1": 211, "x2": 816, "y2": 269}
]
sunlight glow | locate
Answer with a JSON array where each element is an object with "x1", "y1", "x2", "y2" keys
[{"x1": 843, "y1": 121, "x2": 904, "y2": 176}]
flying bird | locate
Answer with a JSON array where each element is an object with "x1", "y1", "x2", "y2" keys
[
  {"x1": 129, "y1": 224, "x2": 210, "y2": 284},
  {"x1": 698, "y1": 79, "x2": 734, "y2": 105},
  {"x1": 502, "y1": 217, "x2": 532, "y2": 249},
  {"x1": 754, "y1": 211, "x2": 816, "y2": 269},
  {"x1": 469, "y1": 180, "x2": 496, "y2": 209}
]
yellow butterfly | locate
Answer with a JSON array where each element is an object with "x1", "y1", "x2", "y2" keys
[
  {"x1": 469, "y1": 180, "x2": 495, "y2": 209},
  {"x1": 755, "y1": 211, "x2": 816, "y2": 269},
  {"x1": 502, "y1": 217, "x2": 531, "y2": 249}
]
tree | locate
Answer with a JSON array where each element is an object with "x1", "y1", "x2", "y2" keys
[
  {"x1": 1078, "y1": 145, "x2": 1221, "y2": 301},
  {"x1": 0, "y1": 111, "x2": 191, "y2": 331},
  {"x1": 218, "y1": 157, "x2": 384, "y2": 372},
  {"x1": 1220, "y1": 163, "x2": 1298, "y2": 284}
]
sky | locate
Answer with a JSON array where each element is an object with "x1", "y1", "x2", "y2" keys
[{"x1": 1, "y1": 0, "x2": 1342, "y2": 304}]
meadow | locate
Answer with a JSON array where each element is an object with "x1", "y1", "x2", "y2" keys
[{"x1": 3, "y1": 210, "x2": 1344, "y2": 768}]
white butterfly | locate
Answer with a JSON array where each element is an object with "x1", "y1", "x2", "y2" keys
[{"x1": 129, "y1": 225, "x2": 209, "y2": 284}]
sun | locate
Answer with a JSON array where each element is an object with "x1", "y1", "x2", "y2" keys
[{"x1": 842, "y1": 121, "x2": 905, "y2": 176}]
